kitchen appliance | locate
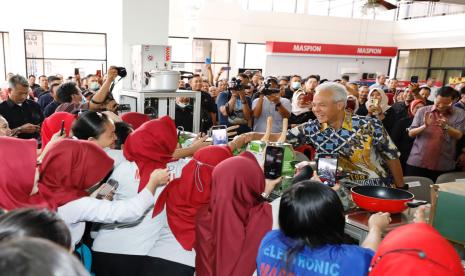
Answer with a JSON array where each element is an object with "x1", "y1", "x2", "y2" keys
[
  {"x1": 147, "y1": 69, "x2": 180, "y2": 91},
  {"x1": 351, "y1": 186, "x2": 427, "y2": 213},
  {"x1": 131, "y1": 45, "x2": 173, "y2": 91}
]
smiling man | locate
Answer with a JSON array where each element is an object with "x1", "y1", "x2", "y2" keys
[{"x1": 286, "y1": 82, "x2": 403, "y2": 188}]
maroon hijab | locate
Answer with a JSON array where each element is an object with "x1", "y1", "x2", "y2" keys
[
  {"x1": 123, "y1": 116, "x2": 178, "y2": 192},
  {"x1": 195, "y1": 152, "x2": 272, "y2": 276},
  {"x1": 0, "y1": 137, "x2": 49, "y2": 210},
  {"x1": 37, "y1": 139, "x2": 114, "y2": 210}
]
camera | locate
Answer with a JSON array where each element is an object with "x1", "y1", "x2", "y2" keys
[
  {"x1": 116, "y1": 104, "x2": 131, "y2": 112},
  {"x1": 116, "y1": 67, "x2": 127, "y2": 78},
  {"x1": 260, "y1": 78, "x2": 280, "y2": 96},
  {"x1": 228, "y1": 77, "x2": 250, "y2": 91}
]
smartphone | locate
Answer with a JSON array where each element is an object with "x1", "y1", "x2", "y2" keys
[
  {"x1": 95, "y1": 179, "x2": 119, "y2": 200},
  {"x1": 317, "y1": 154, "x2": 338, "y2": 187},
  {"x1": 74, "y1": 68, "x2": 79, "y2": 75},
  {"x1": 264, "y1": 145, "x2": 285, "y2": 179},
  {"x1": 96, "y1": 70, "x2": 102, "y2": 77},
  {"x1": 211, "y1": 125, "x2": 228, "y2": 145},
  {"x1": 221, "y1": 66, "x2": 231, "y2": 71},
  {"x1": 59, "y1": 120, "x2": 65, "y2": 136},
  {"x1": 205, "y1": 57, "x2": 212, "y2": 65},
  {"x1": 303, "y1": 93, "x2": 313, "y2": 104},
  {"x1": 410, "y1": 76, "x2": 419, "y2": 84}
]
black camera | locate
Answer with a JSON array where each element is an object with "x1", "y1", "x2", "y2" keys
[
  {"x1": 261, "y1": 78, "x2": 280, "y2": 96},
  {"x1": 228, "y1": 77, "x2": 250, "y2": 91},
  {"x1": 116, "y1": 67, "x2": 127, "y2": 78},
  {"x1": 116, "y1": 104, "x2": 131, "y2": 112}
]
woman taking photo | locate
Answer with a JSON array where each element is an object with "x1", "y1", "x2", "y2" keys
[{"x1": 256, "y1": 181, "x2": 390, "y2": 276}]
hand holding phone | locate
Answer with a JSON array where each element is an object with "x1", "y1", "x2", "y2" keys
[
  {"x1": 264, "y1": 145, "x2": 285, "y2": 179},
  {"x1": 317, "y1": 154, "x2": 338, "y2": 187},
  {"x1": 94, "y1": 179, "x2": 119, "y2": 200},
  {"x1": 211, "y1": 125, "x2": 228, "y2": 145}
]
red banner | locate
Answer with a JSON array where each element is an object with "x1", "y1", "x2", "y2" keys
[{"x1": 266, "y1": 41, "x2": 397, "y2": 57}]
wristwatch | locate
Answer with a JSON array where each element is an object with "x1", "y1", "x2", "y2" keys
[{"x1": 261, "y1": 192, "x2": 269, "y2": 200}]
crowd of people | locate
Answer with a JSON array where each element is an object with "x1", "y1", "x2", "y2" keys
[{"x1": 0, "y1": 66, "x2": 463, "y2": 276}]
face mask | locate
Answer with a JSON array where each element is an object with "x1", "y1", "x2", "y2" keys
[
  {"x1": 291, "y1": 82, "x2": 301, "y2": 90},
  {"x1": 89, "y1": 82, "x2": 100, "y2": 91}
]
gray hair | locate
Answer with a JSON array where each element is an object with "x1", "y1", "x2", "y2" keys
[
  {"x1": 8, "y1": 75, "x2": 29, "y2": 89},
  {"x1": 315, "y1": 82, "x2": 348, "y2": 104}
]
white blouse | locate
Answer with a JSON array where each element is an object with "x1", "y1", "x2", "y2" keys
[{"x1": 58, "y1": 188, "x2": 155, "y2": 247}]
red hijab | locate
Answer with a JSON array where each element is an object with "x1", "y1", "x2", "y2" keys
[
  {"x1": 195, "y1": 152, "x2": 273, "y2": 276},
  {"x1": 0, "y1": 137, "x2": 49, "y2": 210},
  {"x1": 370, "y1": 223, "x2": 464, "y2": 276},
  {"x1": 408, "y1": 99, "x2": 426, "y2": 118},
  {"x1": 37, "y1": 139, "x2": 114, "y2": 210},
  {"x1": 121, "y1": 112, "x2": 150, "y2": 130},
  {"x1": 123, "y1": 116, "x2": 178, "y2": 192},
  {"x1": 153, "y1": 146, "x2": 233, "y2": 250},
  {"x1": 41, "y1": 112, "x2": 76, "y2": 148}
]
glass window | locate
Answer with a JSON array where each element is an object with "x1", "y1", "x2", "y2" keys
[
  {"x1": 0, "y1": 32, "x2": 9, "y2": 81},
  {"x1": 248, "y1": 0, "x2": 272, "y2": 12},
  {"x1": 244, "y1": 44, "x2": 266, "y2": 69},
  {"x1": 169, "y1": 37, "x2": 192, "y2": 63},
  {"x1": 272, "y1": 0, "x2": 296, "y2": 13},
  {"x1": 395, "y1": 68, "x2": 427, "y2": 81},
  {"x1": 431, "y1": 48, "x2": 465, "y2": 68},
  {"x1": 236, "y1": 43, "x2": 245, "y2": 69},
  {"x1": 192, "y1": 39, "x2": 229, "y2": 63},
  {"x1": 296, "y1": 0, "x2": 305, "y2": 14},
  {"x1": 24, "y1": 30, "x2": 107, "y2": 78},
  {"x1": 397, "y1": 49, "x2": 430, "y2": 68}
]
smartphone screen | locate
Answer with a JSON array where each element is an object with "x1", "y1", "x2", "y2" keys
[
  {"x1": 74, "y1": 68, "x2": 79, "y2": 75},
  {"x1": 346, "y1": 98, "x2": 356, "y2": 111},
  {"x1": 96, "y1": 179, "x2": 119, "y2": 200},
  {"x1": 205, "y1": 57, "x2": 212, "y2": 65},
  {"x1": 264, "y1": 146, "x2": 284, "y2": 179},
  {"x1": 317, "y1": 154, "x2": 338, "y2": 187},
  {"x1": 303, "y1": 93, "x2": 313, "y2": 104},
  {"x1": 211, "y1": 125, "x2": 228, "y2": 145},
  {"x1": 410, "y1": 76, "x2": 419, "y2": 84},
  {"x1": 96, "y1": 70, "x2": 102, "y2": 77}
]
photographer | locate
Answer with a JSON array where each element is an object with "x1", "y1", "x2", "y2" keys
[
  {"x1": 217, "y1": 74, "x2": 252, "y2": 134},
  {"x1": 252, "y1": 77, "x2": 291, "y2": 132}
]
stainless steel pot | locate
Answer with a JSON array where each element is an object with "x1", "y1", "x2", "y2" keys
[{"x1": 149, "y1": 70, "x2": 180, "y2": 92}]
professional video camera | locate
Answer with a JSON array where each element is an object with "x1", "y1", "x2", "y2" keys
[
  {"x1": 260, "y1": 77, "x2": 281, "y2": 96},
  {"x1": 228, "y1": 77, "x2": 251, "y2": 92}
]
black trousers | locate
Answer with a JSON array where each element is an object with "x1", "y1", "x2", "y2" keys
[
  {"x1": 92, "y1": 252, "x2": 194, "y2": 276},
  {"x1": 405, "y1": 164, "x2": 450, "y2": 183}
]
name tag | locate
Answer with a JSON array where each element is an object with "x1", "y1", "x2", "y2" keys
[{"x1": 407, "y1": 181, "x2": 421, "y2": 188}]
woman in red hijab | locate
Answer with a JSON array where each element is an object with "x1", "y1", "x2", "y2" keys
[
  {"x1": 369, "y1": 223, "x2": 464, "y2": 276},
  {"x1": 147, "y1": 146, "x2": 233, "y2": 273},
  {"x1": 37, "y1": 139, "x2": 169, "y2": 247},
  {"x1": 195, "y1": 151, "x2": 273, "y2": 276},
  {"x1": 0, "y1": 137, "x2": 49, "y2": 210},
  {"x1": 121, "y1": 112, "x2": 150, "y2": 130},
  {"x1": 40, "y1": 111, "x2": 76, "y2": 148},
  {"x1": 123, "y1": 116, "x2": 178, "y2": 192}
]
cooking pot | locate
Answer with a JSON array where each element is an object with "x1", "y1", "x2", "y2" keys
[
  {"x1": 351, "y1": 186, "x2": 427, "y2": 213},
  {"x1": 148, "y1": 70, "x2": 180, "y2": 92}
]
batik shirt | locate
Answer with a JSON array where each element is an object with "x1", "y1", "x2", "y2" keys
[{"x1": 287, "y1": 112, "x2": 400, "y2": 186}]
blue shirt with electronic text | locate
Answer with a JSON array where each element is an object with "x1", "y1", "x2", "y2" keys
[{"x1": 256, "y1": 230, "x2": 374, "y2": 276}]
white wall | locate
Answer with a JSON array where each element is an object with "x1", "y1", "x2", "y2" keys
[
  {"x1": 265, "y1": 55, "x2": 390, "y2": 81},
  {"x1": 0, "y1": 0, "x2": 123, "y2": 76},
  {"x1": 394, "y1": 13, "x2": 465, "y2": 49},
  {"x1": 169, "y1": 0, "x2": 396, "y2": 76}
]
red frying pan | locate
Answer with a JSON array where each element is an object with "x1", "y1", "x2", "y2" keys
[{"x1": 351, "y1": 186, "x2": 427, "y2": 214}]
